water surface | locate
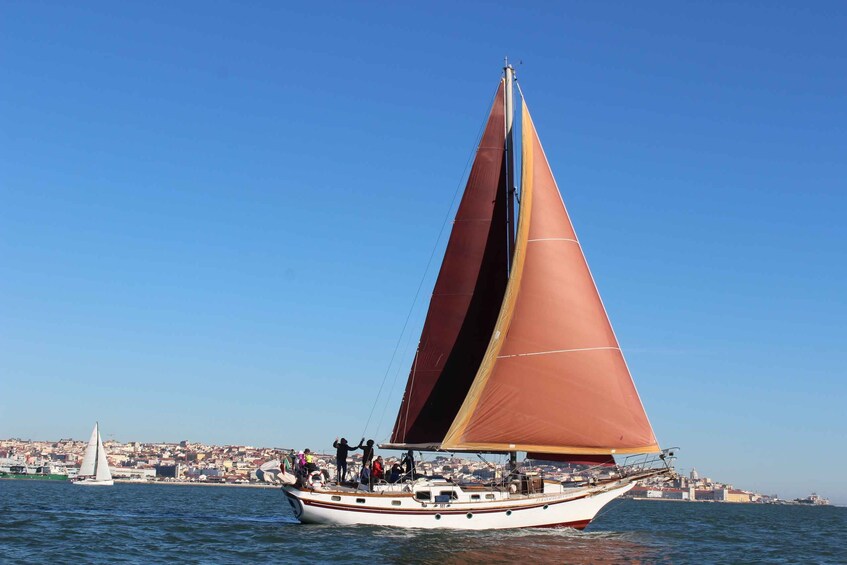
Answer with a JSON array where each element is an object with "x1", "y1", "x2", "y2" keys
[{"x1": 1, "y1": 481, "x2": 843, "y2": 563}]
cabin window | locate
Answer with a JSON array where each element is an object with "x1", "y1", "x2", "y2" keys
[
  {"x1": 485, "y1": 494, "x2": 496, "y2": 500},
  {"x1": 439, "y1": 490, "x2": 458, "y2": 500},
  {"x1": 356, "y1": 498, "x2": 366, "y2": 504},
  {"x1": 391, "y1": 500, "x2": 402, "y2": 506},
  {"x1": 470, "y1": 494, "x2": 480, "y2": 501},
  {"x1": 331, "y1": 496, "x2": 341, "y2": 502},
  {"x1": 415, "y1": 491, "x2": 431, "y2": 501}
]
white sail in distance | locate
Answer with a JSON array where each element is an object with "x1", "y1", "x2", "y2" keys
[
  {"x1": 79, "y1": 424, "x2": 99, "y2": 476},
  {"x1": 95, "y1": 429, "x2": 112, "y2": 482}
]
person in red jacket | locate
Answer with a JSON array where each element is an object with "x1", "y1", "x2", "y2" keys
[{"x1": 371, "y1": 456, "x2": 384, "y2": 483}]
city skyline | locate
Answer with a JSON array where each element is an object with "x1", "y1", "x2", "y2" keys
[
  {"x1": 2, "y1": 435, "x2": 817, "y2": 506},
  {"x1": 2, "y1": 2, "x2": 845, "y2": 505}
]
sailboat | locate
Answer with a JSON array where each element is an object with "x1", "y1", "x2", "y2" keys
[
  {"x1": 73, "y1": 422, "x2": 114, "y2": 486},
  {"x1": 283, "y1": 63, "x2": 674, "y2": 529}
]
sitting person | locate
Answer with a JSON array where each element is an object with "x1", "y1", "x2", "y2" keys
[
  {"x1": 358, "y1": 466, "x2": 371, "y2": 491},
  {"x1": 371, "y1": 456, "x2": 384, "y2": 483},
  {"x1": 388, "y1": 463, "x2": 402, "y2": 483},
  {"x1": 304, "y1": 449, "x2": 318, "y2": 474}
]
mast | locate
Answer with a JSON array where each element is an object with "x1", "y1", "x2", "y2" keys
[
  {"x1": 504, "y1": 58, "x2": 517, "y2": 271},
  {"x1": 504, "y1": 59, "x2": 517, "y2": 466}
]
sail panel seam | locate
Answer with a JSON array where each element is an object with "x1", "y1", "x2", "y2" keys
[{"x1": 497, "y1": 346, "x2": 620, "y2": 358}]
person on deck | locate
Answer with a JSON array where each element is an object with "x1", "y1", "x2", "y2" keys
[
  {"x1": 304, "y1": 449, "x2": 318, "y2": 474},
  {"x1": 388, "y1": 463, "x2": 402, "y2": 483},
  {"x1": 358, "y1": 466, "x2": 371, "y2": 491},
  {"x1": 332, "y1": 437, "x2": 361, "y2": 483},
  {"x1": 294, "y1": 450, "x2": 307, "y2": 486},
  {"x1": 371, "y1": 456, "x2": 384, "y2": 483},
  {"x1": 401, "y1": 450, "x2": 416, "y2": 479},
  {"x1": 360, "y1": 439, "x2": 375, "y2": 468}
]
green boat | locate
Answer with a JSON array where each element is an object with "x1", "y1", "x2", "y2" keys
[{"x1": 0, "y1": 463, "x2": 69, "y2": 481}]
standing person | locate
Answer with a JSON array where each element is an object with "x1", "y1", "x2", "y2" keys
[
  {"x1": 295, "y1": 451, "x2": 307, "y2": 485},
  {"x1": 360, "y1": 439, "x2": 375, "y2": 468},
  {"x1": 401, "y1": 450, "x2": 416, "y2": 479},
  {"x1": 332, "y1": 437, "x2": 361, "y2": 483}
]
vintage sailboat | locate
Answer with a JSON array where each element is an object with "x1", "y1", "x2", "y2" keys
[
  {"x1": 283, "y1": 63, "x2": 674, "y2": 529},
  {"x1": 73, "y1": 422, "x2": 114, "y2": 486}
]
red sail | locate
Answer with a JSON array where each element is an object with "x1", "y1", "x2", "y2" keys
[
  {"x1": 389, "y1": 82, "x2": 509, "y2": 445},
  {"x1": 442, "y1": 103, "x2": 659, "y2": 455}
]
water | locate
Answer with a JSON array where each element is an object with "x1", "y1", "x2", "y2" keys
[{"x1": 1, "y1": 481, "x2": 844, "y2": 564}]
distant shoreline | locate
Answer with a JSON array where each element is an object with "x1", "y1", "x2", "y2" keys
[
  {"x1": 114, "y1": 479, "x2": 278, "y2": 489},
  {"x1": 631, "y1": 497, "x2": 833, "y2": 506}
]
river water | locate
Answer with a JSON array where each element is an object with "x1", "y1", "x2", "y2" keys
[{"x1": 1, "y1": 480, "x2": 844, "y2": 563}]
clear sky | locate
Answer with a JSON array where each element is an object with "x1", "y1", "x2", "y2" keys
[{"x1": 2, "y1": 2, "x2": 845, "y2": 503}]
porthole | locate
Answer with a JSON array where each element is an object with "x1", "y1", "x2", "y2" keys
[
  {"x1": 331, "y1": 496, "x2": 341, "y2": 502},
  {"x1": 543, "y1": 504, "x2": 549, "y2": 510},
  {"x1": 435, "y1": 514, "x2": 441, "y2": 520},
  {"x1": 392, "y1": 500, "x2": 402, "y2": 506},
  {"x1": 466, "y1": 513, "x2": 473, "y2": 519},
  {"x1": 506, "y1": 510, "x2": 512, "y2": 516},
  {"x1": 356, "y1": 498, "x2": 366, "y2": 504}
]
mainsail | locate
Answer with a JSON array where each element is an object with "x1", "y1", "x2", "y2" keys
[
  {"x1": 79, "y1": 424, "x2": 99, "y2": 476},
  {"x1": 441, "y1": 103, "x2": 659, "y2": 455},
  {"x1": 389, "y1": 81, "x2": 509, "y2": 446}
]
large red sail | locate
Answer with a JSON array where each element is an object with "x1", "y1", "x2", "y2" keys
[
  {"x1": 442, "y1": 102, "x2": 659, "y2": 455},
  {"x1": 389, "y1": 82, "x2": 509, "y2": 446}
]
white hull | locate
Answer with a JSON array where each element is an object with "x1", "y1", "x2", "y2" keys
[
  {"x1": 73, "y1": 479, "x2": 114, "y2": 486},
  {"x1": 283, "y1": 480, "x2": 634, "y2": 530}
]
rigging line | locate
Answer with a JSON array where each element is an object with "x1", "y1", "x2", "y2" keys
[
  {"x1": 400, "y1": 349, "x2": 420, "y2": 442},
  {"x1": 360, "y1": 85, "x2": 501, "y2": 440},
  {"x1": 375, "y1": 313, "x2": 420, "y2": 443}
]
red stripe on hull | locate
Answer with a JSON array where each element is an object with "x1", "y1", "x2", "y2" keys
[{"x1": 531, "y1": 519, "x2": 591, "y2": 530}]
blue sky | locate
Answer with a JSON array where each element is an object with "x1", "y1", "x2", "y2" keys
[{"x1": 2, "y1": 2, "x2": 845, "y2": 503}]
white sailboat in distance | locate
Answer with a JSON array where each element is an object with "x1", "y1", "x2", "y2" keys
[{"x1": 73, "y1": 422, "x2": 114, "y2": 486}]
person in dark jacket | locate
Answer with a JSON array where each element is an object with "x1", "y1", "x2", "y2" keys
[
  {"x1": 360, "y1": 439, "x2": 375, "y2": 468},
  {"x1": 388, "y1": 463, "x2": 402, "y2": 483},
  {"x1": 332, "y1": 437, "x2": 360, "y2": 483},
  {"x1": 401, "y1": 450, "x2": 416, "y2": 479}
]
